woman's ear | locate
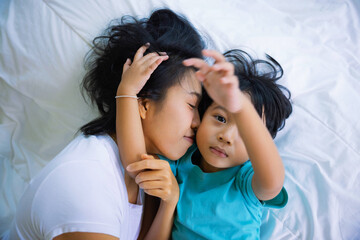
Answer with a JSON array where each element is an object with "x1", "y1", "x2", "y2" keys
[{"x1": 138, "y1": 98, "x2": 150, "y2": 119}]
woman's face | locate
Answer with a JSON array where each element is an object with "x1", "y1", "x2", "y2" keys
[{"x1": 141, "y1": 73, "x2": 202, "y2": 160}]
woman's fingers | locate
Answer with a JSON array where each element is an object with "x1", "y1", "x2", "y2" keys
[
  {"x1": 143, "y1": 189, "x2": 167, "y2": 200},
  {"x1": 135, "y1": 170, "x2": 164, "y2": 184},
  {"x1": 133, "y1": 43, "x2": 150, "y2": 62},
  {"x1": 138, "y1": 179, "x2": 168, "y2": 190},
  {"x1": 140, "y1": 153, "x2": 155, "y2": 160},
  {"x1": 127, "y1": 159, "x2": 169, "y2": 172},
  {"x1": 144, "y1": 55, "x2": 168, "y2": 74},
  {"x1": 122, "y1": 58, "x2": 132, "y2": 74}
]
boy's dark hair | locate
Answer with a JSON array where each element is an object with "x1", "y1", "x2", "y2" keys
[
  {"x1": 199, "y1": 49, "x2": 292, "y2": 138},
  {"x1": 80, "y1": 9, "x2": 204, "y2": 135}
]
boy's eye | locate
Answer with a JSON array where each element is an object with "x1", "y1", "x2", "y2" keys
[{"x1": 215, "y1": 115, "x2": 226, "y2": 123}]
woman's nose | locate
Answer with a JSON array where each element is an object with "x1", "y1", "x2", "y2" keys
[{"x1": 191, "y1": 110, "x2": 200, "y2": 130}]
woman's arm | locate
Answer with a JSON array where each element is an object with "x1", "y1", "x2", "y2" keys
[
  {"x1": 128, "y1": 155, "x2": 179, "y2": 240},
  {"x1": 54, "y1": 232, "x2": 118, "y2": 240},
  {"x1": 116, "y1": 44, "x2": 168, "y2": 177},
  {"x1": 116, "y1": 45, "x2": 177, "y2": 239}
]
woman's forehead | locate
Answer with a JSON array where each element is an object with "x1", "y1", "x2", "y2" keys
[{"x1": 179, "y1": 72, "x2": 202, "y2": 95}]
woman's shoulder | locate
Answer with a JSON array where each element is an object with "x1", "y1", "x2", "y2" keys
[
  {"x1": 41, "y1": 134, "x2": 118, "y2": 172},
  {"x1": 27, "y1": 134, "x2": 127, "y2": 212},
  {"x1": 14, "y1": 134, "x2": 127, "y2": 239}
]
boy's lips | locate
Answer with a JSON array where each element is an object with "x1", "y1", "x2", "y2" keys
[{"x1": 210, "y1": 146, "x2": 228, "y2": 158}]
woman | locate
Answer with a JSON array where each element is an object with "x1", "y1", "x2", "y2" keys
[{"x1": 7, "y1": 9, "x2": 204, "y2": 240}]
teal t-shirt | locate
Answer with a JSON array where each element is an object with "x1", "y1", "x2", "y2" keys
[{"x1": 159, "y1": 145, "x2": 288, "y2": 240}]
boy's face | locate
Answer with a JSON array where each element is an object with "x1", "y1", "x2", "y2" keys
[{"x1": 196, "y1": 102, "x2": 250, "y2": 173}]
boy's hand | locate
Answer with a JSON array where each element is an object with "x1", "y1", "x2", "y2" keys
[
  {"x1": 117, "y1": 44, "x2": 168, "y2": 95},
  {"x1": 183, "y1": 49, "x2": 244, "y2": 113},
  {"x1": 126, "y1": 154, "x2": 179, "y2": 206}
]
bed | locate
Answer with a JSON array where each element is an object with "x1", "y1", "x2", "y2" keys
[{"x1": 1, "y1": 0, "x2": 359, "y2": 239}]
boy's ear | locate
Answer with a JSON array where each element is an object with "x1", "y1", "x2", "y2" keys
[{"x1": 138, "y1": 98, "x2": 150, "y2": 119}]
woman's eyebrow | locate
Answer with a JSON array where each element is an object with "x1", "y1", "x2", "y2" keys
[{"x1": 189, "y1": 91, "x2": 201, "y2": 100}]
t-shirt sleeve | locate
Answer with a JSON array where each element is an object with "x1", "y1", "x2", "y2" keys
[
  {"x1": 236, "y1": 161, "x2": 288, "y2": 209},
  {"x1": 236, "y1": 161, "x2": 263, "y2": 208},
  {"x1": 32, "y1": 160, "x2": 122, "y2": 240},
  {"x1": 263, "y1": 187, "x2": 288, "y2": 208}
]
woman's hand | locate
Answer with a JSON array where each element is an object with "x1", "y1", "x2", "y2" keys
[
  {"x1": 117, "y1": 44, "x2": 168, "y2": 96},
  {"x1": 126, "y1": 154, "x2": 179, "y2": 206},
  {"x1": 183, "y1": 49, "x2": 244, "y2": 113}
]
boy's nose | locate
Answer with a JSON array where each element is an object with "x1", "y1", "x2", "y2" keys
[
  {"x1": 218, "y1": 135, "x2": 231, "y2": 145},
  {"x1": 217, "y1": 125, "x2": 237, "y2": 145}
]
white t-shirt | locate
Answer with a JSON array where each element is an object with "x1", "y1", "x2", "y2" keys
[{"x1": 7, "y1": 134, "x2": 144, "y2": 240}]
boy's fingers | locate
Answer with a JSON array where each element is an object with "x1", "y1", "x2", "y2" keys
[
  {"x1": 133, "y1": 43, "x2": 150, "y2": 62},
  {"x1": 195, "y1": 71, "x2": 206, "y2": 82},
  {"x1": 183, "y1": 58, "x2": 208, "y2": 68},
  {"x1": 183, "y1": 59, "x2": 210, "y2": 75},
  {"x1": 211, "y1": 62, "x2": 234, "y2": 75},
  {"x1": 202, "y1": 49, "x2": 226, "y2": 63},
  {"x1": 220, "y1": 76, "x2": 238, "y2": 85}
]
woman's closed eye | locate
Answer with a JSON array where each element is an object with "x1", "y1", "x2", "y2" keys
[
  {"x1": 188, "y1": 103, "x2": 197, "y2": 109},
  {"x1": 214, "y1": 115, "x2": 226, "y2": 123}
]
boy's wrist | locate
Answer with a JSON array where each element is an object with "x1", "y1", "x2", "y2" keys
[
  {"x1": 227, "y1": 91, "x2": 248, "y2": 113},
  {"x1": 232, "y1": 93, "x2": 252, "y2": 114}
]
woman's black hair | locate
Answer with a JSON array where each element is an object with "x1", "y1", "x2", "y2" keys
[
  {"x1": 80, "y1": 9, "x2": 204, "y2": 135},
  {"x1": 199, "y1": 49, "x2": 292, "y2": 138}
]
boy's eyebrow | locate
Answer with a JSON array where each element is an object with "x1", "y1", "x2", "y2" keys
[
  {"x1": 212, "y1": 105, "x2": 227, "y2": 111},
  {"x1": 213, "y1": 105, "x2": 228, "y2": 113}
]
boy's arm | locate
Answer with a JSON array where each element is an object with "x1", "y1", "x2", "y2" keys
[{"x1": 232, "y1": 95, "x2": 284, "y2": 201}]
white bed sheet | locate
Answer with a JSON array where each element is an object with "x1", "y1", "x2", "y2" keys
[{"x1": 1, "y1": 0, "x2": 359, "y2": 239}]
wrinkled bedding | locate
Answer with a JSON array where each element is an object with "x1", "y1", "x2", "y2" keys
[{"x1": 1, "y1": 0, "x2": 359, "y2": 239}]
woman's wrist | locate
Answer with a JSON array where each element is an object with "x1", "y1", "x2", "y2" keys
[
  {"x1": 160, "y1": 198, "x2": 178, "y2": 210},
  {"x1": 116, "y1": 83, "x2": 138, "y2": 96}
]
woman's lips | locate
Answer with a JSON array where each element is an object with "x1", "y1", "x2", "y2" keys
[
  {"x1": 184, "y1": 136, "x2": 194, "y2": 144},
  {"x1": 210, "y1": 146, "x2": 228, "y2": 158}
]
